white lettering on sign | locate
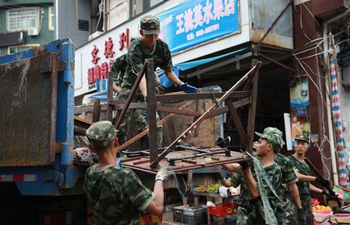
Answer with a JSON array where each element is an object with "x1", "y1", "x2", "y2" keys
[{"x1": 175, "y1": 0, "x2": 235, "y2": 35}]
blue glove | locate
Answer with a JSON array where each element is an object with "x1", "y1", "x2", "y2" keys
[
  {"x1": 221, "y1": 168, "x2": 228, "y2": 179},
  {"x1": 180, "y1": 82, "x2": 198, "y2": 93},
  {"x1": 117, "y1": 158, "x2": 122, "y2": 168},
  {"x1": 144, "y1": 109, "x2": 148, "y2": 117}
]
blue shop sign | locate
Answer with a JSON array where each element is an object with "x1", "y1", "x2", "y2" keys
[{"x1": 157, "y1": 0, "x2": 240, "y2": 54}]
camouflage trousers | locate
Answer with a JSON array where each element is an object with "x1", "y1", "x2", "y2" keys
[
  {"x1": 247, "y1": 198, "x2": 286, "y2": 225},
  {"x1": 300, "y1": 194, "x2": 313, "y2": 225},
  {"x1": 116, "y1": 87, "x2": 161, "y2": 136},
  {"x1": 285, "y1": 197, "x2": 297, "y2": 225},
  {"x1": 235, "y1": 206, "x2": 249, "y2": 225}
]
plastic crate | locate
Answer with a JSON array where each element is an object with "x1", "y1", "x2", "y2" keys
[
  {"x1": 173, "y1": 205, "x2": 186, "y2": 223},
  {"x1": 208, "y1": 202, "x2": 237, "y2": 217},
  {"x1": 224, "y1": 214, "x2": 237, "y2": 225},
  {"x1": 182, "y1": 205, "x2": 208, "y2": 225}
]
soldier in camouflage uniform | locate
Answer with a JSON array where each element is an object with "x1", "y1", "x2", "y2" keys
[
  {"x1": 223, "y1": 129, "x2": 286, "y2": 224},
  {"x1": 288, "y1": 133, "x2": 332, "y2": 225},
  {"x1": 84, "y1": 120, "x2": 172, "y2": 225},
  {"x1": 261, "y1": 127, "x2": 306, "y2": 225},
  {"x1": 221, "y1": 141, "x2": 258, "y2": 225},
  {"x1": 246, "y1": 127, "x2": 286, "y2": 225},
  {"x1": 111, "y1": 37, "x2": 136, "y2": 94},
  {"x1": 111, "y1": 54, "x2": 126, "y2": 94},
  {"x1": 116, "y1": 15, "x2": 197, "y2": 149}
]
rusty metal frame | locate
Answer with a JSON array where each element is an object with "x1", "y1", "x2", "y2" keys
[
  {"x1": 107, "y1": 59, "x2": 261, "y2": 172},
  {"x1": 252, "y1": 0, "x2": 295, "y2": 73}
]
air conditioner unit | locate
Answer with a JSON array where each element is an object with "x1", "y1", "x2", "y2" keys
[
  {"x1": 28, "y1": 27, "x2": 38, "y2": 36},
  {"x1": 88, "y1": 31, "x2": 104, "y2": 41}
]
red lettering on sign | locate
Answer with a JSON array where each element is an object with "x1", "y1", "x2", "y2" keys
[
  {"x1": 87, "y1": 68, "x2": 95, "y2": 84},
  {"x1": 94, "y1": 65, "x2": 101, "y2": 81},
  {"x1": 104, "y1": 37, "x2": 115, "y2": 58},
  {"x1": 101, "y1": 62, "x2": 109, "y2": 79},
  {"x1": 119, "y1": 28, "x2": 130, "y2": 50},
  {"x1": 91, "y1": 45, "x2": 100, "y2": 64}
]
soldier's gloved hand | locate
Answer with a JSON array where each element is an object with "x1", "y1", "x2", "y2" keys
[
  {"x1": 322, "y1": 190, "x2": 332, "y2": 197},
  {"x1": 316, "y1": 177, "x2": 330, "y2": 187},
  {"x1": 180, "y1": 82, "x2": 198, "y2": 93},
  {"x1": 117, "y1": 158, "x2": 122, "y2": 168},
  {"x1": 297, "y1": 209, "x2": 307, "y2": 225},
  {"x1": 221, "y1": 168, "x2": 228, "y2": 179},
  {"x1": 216, "y1": 137, "x2": 226, "y2": 148},
  {"x1": 237, "y1": 160, "x2": 250, "y2": 171},
  {"x1": 155, "y1": 167, "x2": 172, "y2": 182}
]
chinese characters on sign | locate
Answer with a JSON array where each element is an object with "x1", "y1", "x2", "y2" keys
[
  {"x1": 158, "y1": 0, "x2": 239, "y2": 54},
  {"x1": 119, "y1": 28, "x2": 129, "y2": 50},
  {"x1": 88, "y1": 29, "x2": 130, "y2": 91}
]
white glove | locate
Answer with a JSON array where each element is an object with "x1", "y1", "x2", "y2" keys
[{"x1": 155, "y1": 167, "x2": 172, "y2": 182}]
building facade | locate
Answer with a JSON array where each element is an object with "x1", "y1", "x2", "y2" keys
[
  {"x1": 73, "y1": 0, "x2": 350, "y2": 190},
  {"x1": 0, "y1": 0, "x2": 54, "y2": 55},
  {"x1": 2, "y1": 0, "x2": 350, "y2": 192}
]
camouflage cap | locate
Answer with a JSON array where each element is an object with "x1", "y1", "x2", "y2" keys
[
  {"x1": 140, "y1": 15, "x2": 160, "y2": 35},
  {"x1": 86, "y1": 120, "x2": 117, "y2": 149},
  {"x1": 255, "y1": 127, "x2": 285, "y2": 153},
  {"x1": 294, "y1": 133, "x2": 309, "y2": 143}
]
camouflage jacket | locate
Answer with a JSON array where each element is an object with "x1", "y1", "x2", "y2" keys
[
  {"x1": 111, "y1": 54, "x2": 127, "y2": 86},
  {"x1": 275, "y1": 153, "x2": 298, "y2": 193},
  {"x1": 288, "y1": 155, "x2": 311, "y2": 195},
  {"x1": 121, "y1": 37, "x2": 172, "y2": 88},
  {"x1": 248, "y1": 162, "x2": 285, "y2": 225},
  {"x1": 84, "y1": 165, "x2": 154, "y2": 225}
]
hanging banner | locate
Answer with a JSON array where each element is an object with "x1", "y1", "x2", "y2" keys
[
  {"x1": 330, "y1": 57, "x2": 347, "y2": 187},
  {"x1": 290, "y1": 76, "x2": 309, "y2": 108},
  {"x1": 157, "y1": 0, "x2": 240, "y2": 54}
]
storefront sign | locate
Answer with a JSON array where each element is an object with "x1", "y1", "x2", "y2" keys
[
  {"x1": 87, "y1": 29, "x2": 130, "y2": 91},
  {"x1": 157, "y1": 0, "x2": 240, "y2": 54},
  {"x1": 295, "y1": 107, "x2": 307, "y2": 116}
]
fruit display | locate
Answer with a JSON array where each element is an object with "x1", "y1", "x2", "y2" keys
[
  {"x1": 194, "y1": 184, "x2": 222, "y2": 193},
  {"x1": 312, "y1": 204, "x2": 332, "y2": 213}
]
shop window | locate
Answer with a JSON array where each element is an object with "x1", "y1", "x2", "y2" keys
[
  {"x1": 48, "y1": 7, "x2": 55, "y2": 31},
  {"x1": 6, "y1": 7, "x2": 39, "y2": 32},
  {"x1": 8, "y1": 45, "x2": 39, "y2": 54}
]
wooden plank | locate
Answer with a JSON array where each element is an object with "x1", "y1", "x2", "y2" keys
[
  {"x1": 226, "y1": 98, "x2": 247, "y2": 147},
  {"x1": 245, "y1": 59, "x2": 260, "y2": 152},
  {"x1": 121, "y1": 149, "x2": 246, "y2": 173},
  {"x1": 114, "y1": 61, "x2": 148, "y2": 129},
  {"x1": 118, "y1": 100, "x2": 196, "y2": 151},
  {"x1": 149, "y1": 62, "x2": 262, "y2": 169}
]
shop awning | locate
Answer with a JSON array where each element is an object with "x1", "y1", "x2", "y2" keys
[{"x1": 158, "y1": 47, "x2": 252, "y2": 87}]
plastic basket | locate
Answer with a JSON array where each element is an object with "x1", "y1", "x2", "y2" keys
[
  {"x1": 182, "y1": 205, "x2": 208, "y2": 225},
  {"x1": 313, "y1": 210, "x2": 332, "y2": 225},
  {"x1": 172, "y1": 205, "x2": 186, "y2": 223},
  {"x1": 208, "y1": 202, "x2": 237, "y2": 217}
]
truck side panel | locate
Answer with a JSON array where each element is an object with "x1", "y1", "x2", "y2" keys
[
  {"x1": 0, "y1": 52, "x2": 57, "y2": 166},
  {"x1": 0, "y1": 39, "x2": 84, "y2": 195}
]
